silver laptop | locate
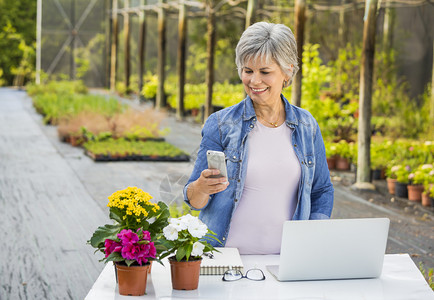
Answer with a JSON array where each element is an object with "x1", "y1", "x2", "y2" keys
[{"x1": 266, "y1": 218, "x2": 390, "y2": 281}]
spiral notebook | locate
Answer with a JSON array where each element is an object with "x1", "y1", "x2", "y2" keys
[{"x1": 200, "y1": 247, "x2": 244, "y2": 275}]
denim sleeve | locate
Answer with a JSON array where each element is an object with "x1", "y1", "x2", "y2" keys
[
  {"x1": 183, "y1": 113, "x2": 223, "y2": 210},
  {"x1": 310, "y1": 122, "x2": 334, "y2": 219}
]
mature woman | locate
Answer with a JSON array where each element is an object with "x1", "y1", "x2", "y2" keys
[{"x1": 183, "y1": 22, "x2": 334, "y2": 254}]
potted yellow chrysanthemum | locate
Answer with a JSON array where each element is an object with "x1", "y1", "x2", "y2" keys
[{"x1": 88, "y1": 186, "x2": 170, "y2": 296}]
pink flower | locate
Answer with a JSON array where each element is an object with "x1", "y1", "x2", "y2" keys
[
  {"x1": 409, "y1": 146, "x2": 414, "y2": 151},
  {"x1": 107, "y1": 229, "x2": 156, "y2": 265},
  {"x1": 104, "y1": 239, "x2": 122, "y2": 258},
  {"x1": 118, "y1": 229, "x2": 139, "y2": 245},
  {"x1": 134, "y1": 242, "x2": 156, "y2": 265},
  {"x1": 121, "y1": 242, "x2": 137, "y2": 260},
  {"x1": 140, "y1": 230, "x2": 151, "y2": 241},
  {"x1": 405, "y1": 165, "x2": 411, "y2": 172}
]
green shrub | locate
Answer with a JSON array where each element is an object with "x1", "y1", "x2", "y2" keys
[
  {"x1": 141, "y1": 73, "x2": 158, "y2": 100},
  {"x1": 27, "y1": 79, "x2": 88, "y2": 96},
  {"x1": 334, "y1": 140, "x2": 352, "y2": 160},
  {"x1": 395, "y1": 164, "x2": 411, "y2": 184},
  {"x1": 166, "y1": 81, "x2": 244, "y2": 111},
  {"x1": 30, "y1": 80, "x2": 125, "y2": 124}
]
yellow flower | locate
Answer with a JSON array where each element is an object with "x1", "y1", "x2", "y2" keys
[{"x1": 106, "y1": 187, "x2": 159, "y2": 223}]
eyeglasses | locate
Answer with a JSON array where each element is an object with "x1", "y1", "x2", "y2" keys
[{"x1": 222, "y1": 269, "x2": 266, "y2": 281}]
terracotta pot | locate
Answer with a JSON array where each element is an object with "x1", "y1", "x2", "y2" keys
[
  {"x1": 386, "y1": 178, "x2": 397, "y2": 195},
  {"x1": 69, "y1": 135, "x2": 82, "y2": 147},
  {"x1": 395, "y1": 182, "x2": 408, "y2": 198},
  {"x1": 169, "y1": 257, "x2": 202, "y2": 290},
  {"x1": 335, "y1": 156, "x2": 350, "y2": 171},
  {"x1": 421, "y1": 192, "x2": 432, "y2": 207},
  {"x1": 115, "y1": 262, "x2": 151, "y2": 296},
  {"x1": 407, "y1": 184, "x2": 424, "y2": 202},
  {"x1": 326, "y1": 157, "x2": 336, "y2": 170}
]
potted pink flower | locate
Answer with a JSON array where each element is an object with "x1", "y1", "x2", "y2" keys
[
  {"x1": 407, "y1": 164, "x2": 431, "y2": 202},
  {"x1": 386, "y1": 165, "x2": 400, "y2": 194}
]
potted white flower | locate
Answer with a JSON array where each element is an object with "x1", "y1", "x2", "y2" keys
[{"x1": 162, "y1": 214, "x2": 221, "y2": 290}]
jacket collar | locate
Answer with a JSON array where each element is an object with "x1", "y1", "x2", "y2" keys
[{"x1": 243, "y1": 94, "x2": 299, "y2": 126}]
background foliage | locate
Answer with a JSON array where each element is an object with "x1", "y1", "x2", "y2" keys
[{"x1": 0, "y1": 0, "x2": 36, "y2": 86}]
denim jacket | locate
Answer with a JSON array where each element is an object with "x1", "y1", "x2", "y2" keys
[{"x1": 183, "y1": 95, "x2": 334, "y2": 246}]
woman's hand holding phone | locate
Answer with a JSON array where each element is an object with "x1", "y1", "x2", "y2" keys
[
  {"x1": 198, "y1": 168, "x2": 229, "y2": 194},
  {"x1": 186, "y1": 150, "x2": 229, "y2": 209}
]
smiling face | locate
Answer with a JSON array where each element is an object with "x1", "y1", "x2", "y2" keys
[{"x1": 241, "y1": 57, "x2": 291, "y2": 107}]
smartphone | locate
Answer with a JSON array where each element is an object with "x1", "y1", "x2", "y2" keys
[{"x1": 206, "y1": 150, "x2": 228, "y2": 179}]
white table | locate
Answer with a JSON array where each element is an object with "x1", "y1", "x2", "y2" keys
[{"x1": 85, "y1": 254, "x2": 434, "y2": 300}]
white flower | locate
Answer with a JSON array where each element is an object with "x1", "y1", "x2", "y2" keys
[
  {"x1": 147, "y1": 217, "x2": 156, "y2": 224},
  {"x1": 187, "y1": 218, "x2": 208, "y2": 238},
  {"x1": 179, "y1": 214, "x2": 196, "y2": 224},
  {"x1": 421, "y1": 164, "x2": 433, "y2": 170},
  {"x1": 191, "y1": 241, "x2": 205, "y2": 257},
  {"x1": 391, "y1": 165, "x2": 400, "y2": 172},
  {"x1": 163, "y1": 224, "x2": 178, "y2": 241},
  {"x1": 169, "y1": 217, "x2": 188, "y2": 231}
]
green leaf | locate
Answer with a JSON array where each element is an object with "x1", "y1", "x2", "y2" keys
[
  {"x1": 105, "y1": 252, "x2": 124, "y2": 263},
  {"x1": 176, "y1": 246, "x2": 187, "y2": 261},
  {"x1": 89, "y1": 224, "x2": 122, "y2": 248},
  {"x1": 158, "y1": 201, "x2": 170, "y2": 217},
  {"x1": 155, "y1": 239, "x2": 173, "y2": 251},
  {"x1": 185, "y1": 243, "x2": 193, "y2": 261},
  {"x1": 125, "y1": 260, "x2": 135, "y2": 267},
  {"x1": 109, "y1": 208, "x2": 123, "y2": 223}
]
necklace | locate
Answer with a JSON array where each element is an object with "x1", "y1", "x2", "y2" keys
[{"x1": 257, "y1": 113, "x2": 280, "y2": 127}]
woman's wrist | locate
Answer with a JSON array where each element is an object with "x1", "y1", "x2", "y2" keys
[{"x1": 187, "y1": 181, "x2": 210, "y2": 209}]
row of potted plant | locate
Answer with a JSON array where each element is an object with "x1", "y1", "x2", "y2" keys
[
  {"x1": 28, "y1": 80, "x2": 190, "y2": 162},
  {"x1": 325, "y1": 139, "x2": 433, "y2": 207},
  {"x1": 57, "y1": 109, "x2": 168, "y2": 147},
  {"x1": 325, "y1": 140, "x2": 433, "y2": 175},
  {"x1": 83, "y1": 138, "x2": 189, "y2": 162},
  {"x1": 386, "y1": 163, "x2": 434, "y2": 206},
  {"x1": 29, "y1": 80, "x2": 125, "y2": 125},
  {"x1": 324, "y1": 140, "x2": 357, "y2": 171},
  {"x1": 88, "y1": 187, "x2": 220, "y2": 295}
]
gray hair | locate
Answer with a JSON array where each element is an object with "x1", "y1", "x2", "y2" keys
[{"x1": 235, "y1": 22, "x2": 299, "y2": 87}]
